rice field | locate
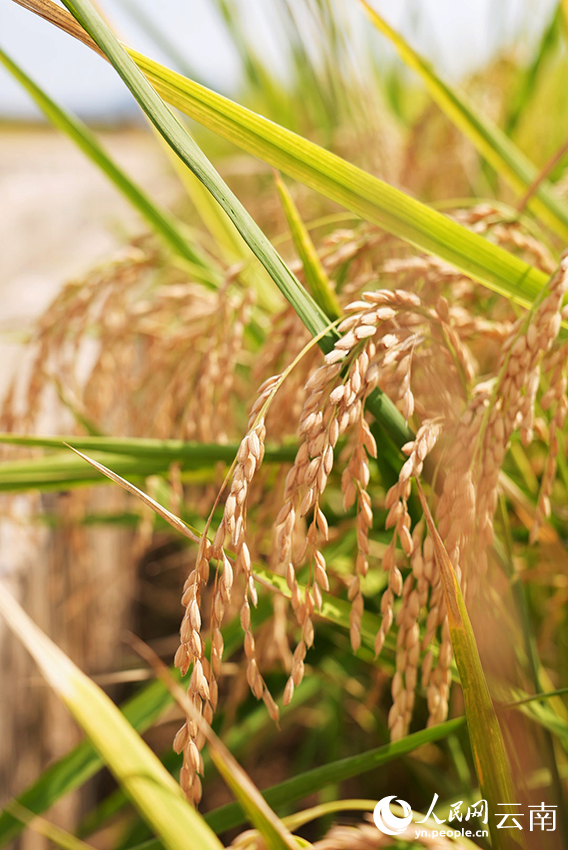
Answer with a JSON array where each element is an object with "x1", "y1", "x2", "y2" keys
[{"x1": 2, "y1": 2, "x2": 568, "y2": 850}]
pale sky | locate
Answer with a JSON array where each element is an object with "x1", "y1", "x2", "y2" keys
[{"x1": 0, "y1": 0, "x2": 558, "y2": 120}]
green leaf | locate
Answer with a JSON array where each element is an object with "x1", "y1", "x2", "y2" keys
[
  {"x1": 61, "y1": 444, "x2": 396, "y2": 662},
  {"x1": 204, "y1": 717, "x2": 465, "y2": 834},
  {"x1": 504, "y1": 5, "x2": 562, "y2": 136},
  {"x1": 115, "y1": 0, "x2": 204, "y2": 83},
  {"x1": 517, "y1": 700, "x2": 568, "y2": 752},
  {"x1": 49, "y1": 0, "x2": 411, "y2": 455},
  {"x1": 274, "y1": 172, "x2": 341, "y2": 319},
  {"x1": 2, "y1": 802, "x2": 93, "y2": 850},
  {"x1": 128, "y1": 717, "x2": 465, "y2": 844},
  {"x1": 0, "y1": 451, "x2": 164, "y2": 492},
  {"x1": 359, "y1": 1, "x2": 568, "y2": 243},
  {"x1": 0, "y1": 45, "x2": 218, "y2": 288},
  {"x1": 0, "y1": 608, "x2": 254, "y2": 848},
  {"x1": 16, "y1": 0, "x2": 553, "y2": 311},
  {"x1": 175, "y1": 158, "x2": 247, "y2": 261},
  {"x1": 562, "y1": 0, "x2": 568, "y2": 38},
  {"x1": 0, "y1": 583, "x2": 223, "y2": 850},
  {"x1": 416, "y1": 482, "x2": 524, "y2": 850},
  {"x1": 0, "y1": 437, "x2": 297, "y2": 493},
  {"x1": 64, "y1": 447, "x2": 444, "y2": 682},
  {"x1": 79, "y1": 677, "x2": 322, "y2": 840},
  {"x1": 206, "y1": 735, "x2": 300, "y2": 850},
  {"x1": 59, "y1": 0, "x2": 332, "y2": 338},
  {"x1": 131, "y1": 50, "x2": 550, "y2": 306},
  {"x1": 161, "y1": 149, "x2": 282, "y2": 312},
  {"x1": 0, "y1": 433, "x2": 299, "y2": 462},
  {"x1": 126, "y1": 636, "x2": 300, "y2": 850},
  {"x1": 0, "y1": 677, "x2": 173, "y2": 848},
  {"x1": 19, "y1": 0, "x2": 548, "y2": 452}
]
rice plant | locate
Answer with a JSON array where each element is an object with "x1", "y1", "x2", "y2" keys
[{"x1": 2, "y1": 2, "x2": 568, "y2": 849}]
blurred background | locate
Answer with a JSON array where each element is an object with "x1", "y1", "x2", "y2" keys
[
  {"x1": 1, "y1": 0, "x2": 560, "y2": 118},
  {"x1": 0, "y1": 0, "x2": 560, "y2": 379}
]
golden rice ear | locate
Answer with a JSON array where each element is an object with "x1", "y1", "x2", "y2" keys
[
  {"x1": 381, "y1": 422, "x2": 442, "y2": 738},
  {"x1": 531, "y1": 340, "x2": 568, "y2": 541}
]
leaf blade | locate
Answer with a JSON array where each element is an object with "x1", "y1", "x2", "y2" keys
[
  {"x1": 274, "y1": 172, "x2": 341, "y2": 318},
  {"x1": 128, "y1": 49, "x2": 549, "y2": 307},
  {"x1": 13, "y1": 0, "x2": 552, "y2": 309},
  {"x1": 0, "y1": 584, "x2": 223, "y2": 850},
  {"x1": 415, "y1": 482, "x2": 524, "y2": 850},
  {"x1": 0, "y1": 437, "x2": 297, "y2": 493},
  {"x1": 359, "y1": 1, "x2": 568, "y2": 242},
  {"x1": 0, "y1": 609, "x2": 263, "y2": 848},
  {"x1": 0, "y1": 45, "x2": 218, "y2": 286}
]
